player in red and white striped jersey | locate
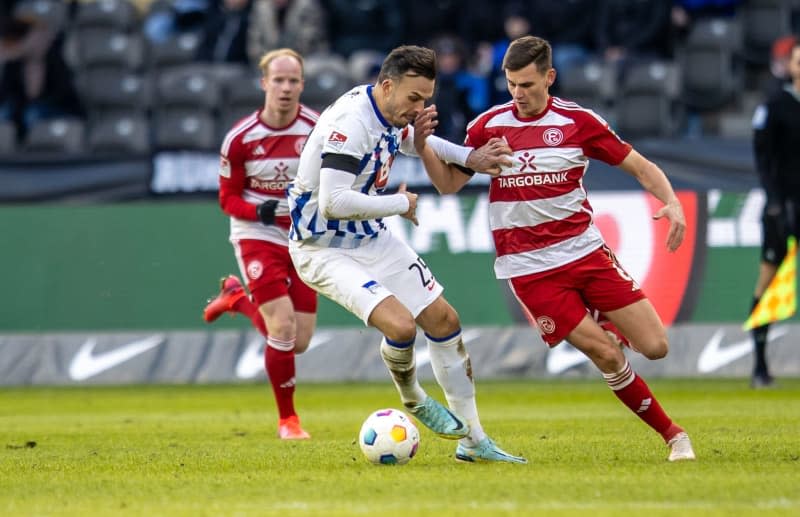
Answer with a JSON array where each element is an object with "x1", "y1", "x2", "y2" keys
[
  {"x1": 419, "y1": 36, "x2": 695, "y2": 461},
  {"x1": 203, "y1": 48, "x2": 319, "y2": 440}
]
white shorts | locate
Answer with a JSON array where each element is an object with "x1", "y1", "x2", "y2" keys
[{"x1": 289, "y1": 232, "x2": 444, "y2": 325}]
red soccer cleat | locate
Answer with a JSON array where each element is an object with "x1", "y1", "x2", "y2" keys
[
  {"x1": 278, "y1": 415, "x2": 311, "y2": 440},
  {"x1": 203, "y1": 275, "x2": 246, "y2": 323}
]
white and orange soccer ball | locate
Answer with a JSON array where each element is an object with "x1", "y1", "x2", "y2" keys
[{"x1": 358, "y1": 408, "x2": 420, "y2": 465}]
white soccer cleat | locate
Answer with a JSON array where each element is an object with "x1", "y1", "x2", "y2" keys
[{"x1": 667, "y1": 431, "x2": 696, "y2": 462}]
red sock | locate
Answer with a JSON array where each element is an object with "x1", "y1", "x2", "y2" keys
[
  {"x1": 265, "y1": 337, "x2": 297, "y2": 419},
  {"x1": 232, "y1": 297, "x2": 268, "y2": 337},
  {"x1": 604, "y1": 362, "x2": 681, "y2": 442}
]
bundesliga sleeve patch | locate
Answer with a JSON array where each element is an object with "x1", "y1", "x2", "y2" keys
[
  {"x1": 220, "y1": 156, "x2": 231, "y2": 178},
  {"x1": 327, "y1": 131, "x2": 348, "y2": 150}
]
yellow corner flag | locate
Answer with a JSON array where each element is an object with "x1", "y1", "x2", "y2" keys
[{"x1": 743, "y1": 236, "x2": 797, "y2": 330}]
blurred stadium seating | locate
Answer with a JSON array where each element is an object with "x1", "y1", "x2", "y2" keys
[
  {"x1": 741, "y1": 0, "x2": 795, "y2": 66},
  {"x1": 23, "y1": 117, "x2": 86, "y2": 155},
  {"x1": 556, "y1": 60, "x2": 616, "y2": 122},
  {"x1": 616, "y1": 60, "x2": 682, "y2": 138},
  {"x1": 0, "y1": 0, "x2": 797, "y2": 157},
  {"x1": 679, "y1": 17, "x2": 745, "y2": 113}
]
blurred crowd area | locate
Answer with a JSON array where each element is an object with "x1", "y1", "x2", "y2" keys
[{"x1": 0, "y1": 0, "x2": 799, "y2": 158}]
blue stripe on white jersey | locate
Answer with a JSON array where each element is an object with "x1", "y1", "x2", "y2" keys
[{"x1": 288, "y1": 84, "x2": 412, "y2": 249}]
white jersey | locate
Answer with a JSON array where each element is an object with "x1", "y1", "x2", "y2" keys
[{"x1": 287, "y1": 85, "x2": 417, "y2": 248}]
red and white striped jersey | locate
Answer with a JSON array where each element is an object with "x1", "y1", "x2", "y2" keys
[
  {"x1": 218, "y1": 105, "x2": 318, "y2": 246},
  {"x1": 465, "y1": 96, "x2": 632, "y2": 279}
]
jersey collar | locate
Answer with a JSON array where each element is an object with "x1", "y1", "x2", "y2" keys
[
  {"x1": 512, "y1": 96, "x2": 553, "y2": 122},
  {"x1": 367, "y1": 85, "x2": 391, "y2": 129}
]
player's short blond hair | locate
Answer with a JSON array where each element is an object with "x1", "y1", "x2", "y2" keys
[{"x1": 258, "y1": 48, "x2": 304, "y2": 77}]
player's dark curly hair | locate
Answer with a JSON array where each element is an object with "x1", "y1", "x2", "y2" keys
[
  {"x1": 377, "y1": 45, "x2": 437, "y2": 82},
  {"x1": 502, "y1": 36, "x2": 552, "y2": 73}
]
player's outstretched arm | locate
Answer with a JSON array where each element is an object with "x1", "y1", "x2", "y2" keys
[
  {"x1": 413, "y1": 106, "x2": 511, "y2": 194},
  {"x1": 413, "y1": 105, "x2": 473, "y2": 194},
  {"x1": 619, "y1": 149, "x2": 686, "y2": 252},
  {"x1": 319, "y1": 165, "x2": 410, "y2": 221}
]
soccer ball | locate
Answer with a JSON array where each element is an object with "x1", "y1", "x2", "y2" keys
[{"x1": 358, "y1": 408, "x2": 420, "y2": 465}]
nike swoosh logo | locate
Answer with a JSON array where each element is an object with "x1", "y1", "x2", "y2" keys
[
  {"x1": 697, "y1": 326, "x2": 788, "y2": 373},
  {"x1": 445, "y1": 407, "x2": 465, "y2": 430},
  {"x1": 235, "y1": 331, "x2": 333, "y2": 379},
  {"x1": 546, "y1": 340, "x2": 589, "y2": 375},
  {"x1": 415, "y1": 329, "x2": 482, "y2": 369},
  {"x1": 235, "y1": 338, "x2": 266, "y2": 379},
  {"x1": 69, "y1": 335, "x2": 164, "y2": 381}
]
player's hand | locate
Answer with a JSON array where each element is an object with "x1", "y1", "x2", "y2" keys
[
  {"x1": 256, "y1": 199, "x2": 278, "y2": 225},
  {"x1": 466, "y1": 137, "x2": 513, "y2": 177},
  {"x1": 398, "y1": 182, "x2": 418, "y2": 226},
  {"x1": 413, "y1": 105, "x2": 438, "y2": 153},
  {"x1": 653, "y1": 198, "x2": 686, "y2": 252}
]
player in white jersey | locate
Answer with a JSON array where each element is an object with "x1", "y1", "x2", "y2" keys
[
  {"x1": 288, "y1": 45, "x2": 526, "y2": 463},
  {"x1": 436, "y1": 36, "x2": 695, "y2": 462},
  {"x1": 203, "y1": 49, "x2": 317, "y2": 440}
]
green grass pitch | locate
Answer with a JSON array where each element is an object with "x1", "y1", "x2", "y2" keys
[{"x1": 2, "y1": 378, "x2": 799, "y2": 516}]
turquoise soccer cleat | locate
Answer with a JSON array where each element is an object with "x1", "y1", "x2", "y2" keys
[
  {"x1": 407, "y1": 396, "x2": 469, "y2": 440},
  {"x1": 455, "y1": 437, "x2": 528, "y2": 464}
]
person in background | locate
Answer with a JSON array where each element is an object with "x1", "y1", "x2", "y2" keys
[
  {"x1": 287, "y1": 45, "x2": 526, "y2": 463},
  {"x1": 196, "y1": 0, "x2": 253, "y2": 64},
  {"x1": 528, "y1": 0, "x2": 597, "y2": 77},
  {"x1": 420, "y1": 35, "x2": 696, "y2": 462},
  {"x1": 247, "y1": 0, "x2": 329, "y2": 62},
  {"x1": 483, "y1": 2, "x2": 532, "y2": 107},
  {"x1": 143, "y1": 0, "x2": 214, "y2": 44},
  {"x1": 0, "y1": 0, "x2": 83, "y2": 139},
  {"x1": 203, "y1": 48, "x2": 318, "y2": 439},
  {"x1": 670, "y1": 0, "x2": 742, "y2": 44},
  {"x1": 403, "y1": 0, "x2": 460, "y2": 47},
  {"x1": 748, "y1": 36, "x2": 800, "y2": 389},
  {"x1": 322, "y1": 0, "x2": 404, "y2": 57},
  {"x1": 595, "y1": 0, "x2": 673, "y2": 82},
  {"x1": 429, "y1": 35, "x2": 487, "y2": 143},
  {"x1": 761, "y1": 35, "x2": 798, "y2": 97}
]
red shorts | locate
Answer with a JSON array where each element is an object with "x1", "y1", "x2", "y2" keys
[
  {"x1": 509, "y1": 246, "x2": 645, "y2": 346},
  {"x1": 233, "y1": 239, "x2": 317, "y2": 313}
]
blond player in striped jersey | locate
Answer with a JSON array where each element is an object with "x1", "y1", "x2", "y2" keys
[
  {"x1": 203, "y1": 49, "x2": 318, "y2": 440},
  {"x1": 415, "y1": 36, "x2": 695, "y2": 462}
]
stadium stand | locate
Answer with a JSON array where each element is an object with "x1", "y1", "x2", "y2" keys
[
  {"x1": 151, "y1": 65, "x2": 219, "y2": 150},
  {"x1": 218, "y1": 72, "x2": 263, "y2": 136},
  {"x1": 155, "y1": 65, "x2": 221, "y2": 111},
  {"x1": 153, "y1": 109, "x2": 216, "y2": 151},
  {"x1": 73, "y1": 0, "x2": 140, "y2": 31},
  {"x1": 0, "y1": 121, "x2": 16, "y2": 156},
  {"x1": 71, "y1": 29, "x2": 146, "y2": 71},
  {"x1": 616, "y1": 60, "x2": 682, "y2": 138},
  {"x1": 147, "y1": 32, "x2": 203, "y2": 71},
  {"x1": 347, "y1": 49, "x2": 384, "y2": 83},
  {"x1": 23, "y1": 117, "x2": 86, "y2": 154},
  {"x1": 0, "y1": 0, "x2": 796, "y2": 164},
  {"x1": 12, "y1": 0, "x2": 68, "y2": 32},
  {"x1": 556, "y1": 60, "x2": 617, "y2": 122},
  {"x1": 78, "y1": 68, "x2": 152, "y2": 118},
  {"x1": 740, "y1": 0, "x2": 795, "y2": 66},
  {"x1": 678, "y1": 17, "x2": 744, "y2": 112},
  {"x1": 302, "y1": 54, "x2": 353, "y2": 112},
  {"x1": 88, "y1": 112, "x2": 151, "y2": 155}
]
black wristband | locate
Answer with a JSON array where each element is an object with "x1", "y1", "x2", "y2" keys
[{"x1": 256, "y1": 199, "x2": 279, "y2": 225}]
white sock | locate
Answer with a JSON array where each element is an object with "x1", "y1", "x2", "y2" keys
[
  {"x1": 426, "y1": 330, "x2": 486, "y2": 445},
  {"x1": 380, "y1": 337, "x2": 426, "y2": 407}
]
